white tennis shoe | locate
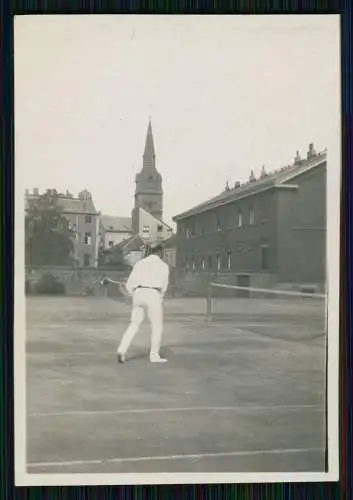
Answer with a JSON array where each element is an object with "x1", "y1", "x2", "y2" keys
[{"x1": 149, "y1": 354, "x2": 167, "y2": 363}]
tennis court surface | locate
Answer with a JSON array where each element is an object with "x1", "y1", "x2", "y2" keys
[{"x1": 26, "y1": 295, "x2": 326, "y2": 474}]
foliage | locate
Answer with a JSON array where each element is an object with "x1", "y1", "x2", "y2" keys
[
  {"x1": 25, "y1": 189, "x2": 74, "y2": 266},
  {"x1": 34, "y1": 273, "x2": 66, "y2": 295},
  {"x1": 98, "y1": 245, "x2": 131, "y2": 270}
]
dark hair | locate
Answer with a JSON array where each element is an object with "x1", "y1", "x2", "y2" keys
[{"x1": 147, "y1": 243, "x2": 163, "y2": 256}]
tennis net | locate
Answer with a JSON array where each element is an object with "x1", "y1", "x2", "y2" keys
[{"x1": 206, "y1": 282, "x2": 327, "y2": 342}]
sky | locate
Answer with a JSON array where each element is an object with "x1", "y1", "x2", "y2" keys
[{"x1": 14, "y1": 15, "x2": 340, "y2": 228}]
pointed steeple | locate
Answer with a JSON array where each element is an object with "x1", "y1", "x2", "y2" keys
[
  {"x1": 133, "y1": 118, "x2": 163, "y2": 228},
  {"x1": 143, "y1": 119, "x2": 156, "y2": 169}
]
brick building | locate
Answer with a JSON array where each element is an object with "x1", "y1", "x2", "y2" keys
[{"x1": 173, "y1": 144, "x2": 327, "y2": 291}]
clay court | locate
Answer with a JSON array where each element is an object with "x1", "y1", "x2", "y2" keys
[{"x1": 26, "y1": 295, "x2": 327, "y2": 474}]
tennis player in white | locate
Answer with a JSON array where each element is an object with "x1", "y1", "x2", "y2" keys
[{"x1": 117, "y1": 243, "x2": 169, "y2": 364}]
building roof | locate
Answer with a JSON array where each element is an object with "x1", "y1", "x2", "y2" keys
[
  {"x1": 25, "y1": 191, "x2": 99, "y2": 215},
  {"x1": 57, "y1": 197, "x2": 98, "y2": 215},
  {"x1": 112, "y1": 234, "x2": 145, "y2": 253},
  {"x1": 138, "y1": 206, "x2": 173, "y2": 231},
  {"x1": 163, "y1": 233, "x2": 178, "y2": 249},
  {"x1": 100, "y1": 215, "x2": 132, "y2": 233},
  {"x1": 173, "y1": 148, "x2": 327, "y2": 221},
  {"x1": 143, "y1": 119, "x2": 156, "y2": 165}
]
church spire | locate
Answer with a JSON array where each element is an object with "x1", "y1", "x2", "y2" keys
[{"x1": 143, "y1": 119, "x2": 156, "y2": 169}]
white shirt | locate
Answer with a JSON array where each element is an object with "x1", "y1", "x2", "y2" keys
[{"x1": 125, "y1": 254, "x2": 170, "y2": 297}]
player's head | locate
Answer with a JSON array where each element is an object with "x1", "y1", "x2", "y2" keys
[{"x1": 146, "y1": 242, "x2": 164, "y2": 258}]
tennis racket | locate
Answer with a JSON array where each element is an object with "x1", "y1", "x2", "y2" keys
[{"x1": 99, "y1": 276, "x2": 131, "y2": 300}]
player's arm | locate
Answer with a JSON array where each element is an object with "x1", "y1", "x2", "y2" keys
[
  {"x1": 160, "y1": 263, "x2": 170, "y2": 299},
  {"x1": 125, "y1": 265, "x2": 138, "y2": 295}
]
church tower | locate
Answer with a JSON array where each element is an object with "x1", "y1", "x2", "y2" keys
[{"x1": 132, "y1": 120, "x2": 163, "y2": 232}]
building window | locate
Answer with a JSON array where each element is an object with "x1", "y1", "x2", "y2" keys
[
  {"x1": 83, "y1": 254, "x2": 90, "y2": 267},
  {"x1": 249, "y1": 206, "x2": 255, "y2": 225},
  {"x1": 236, "y1": 212, "x2": 243, "y2": 228},
  {"x1": 186, "y1": 228, "x2": 190, "y2": 239},
  {"x1": 261, "y1": 245, "x2": 270, "y2": 270},
  {"x1": 227, "y1": 251, "x2": 232, "y2": 270},
  {"x1": 201, "y1": 257, "x2": 205, "y2": 270},
  {"x1": 185, "y1": 259, "x2": 189, "y2": 273},
  {"x1": 192, "y1": 259, "x2": 196, "y2": 273},
  {"x1": 85, "y1": 215, "x2": 92, "y2": 224},
  {"x1": 143, "y1": 226, "x2": 150, "y2": 233},
  {"x1": 157, "y1": 224, "x2": 163, "y2": 232},
  {"x1": 84, "y1": 232, "x2": 92, "y2": 245},
  {"x1": 108, "y1": 240, "x2": 114, "y2": 247},
  {"x1": 216, "y1": 254, "x2": 221, "y2": 272},
  {"x1": 216, "y1": 215, "x2": 222, "y2": 232}
]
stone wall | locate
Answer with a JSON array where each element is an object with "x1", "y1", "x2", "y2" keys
[{"x1": 26, "y1": 266, "x2": 130, "y2": 296}]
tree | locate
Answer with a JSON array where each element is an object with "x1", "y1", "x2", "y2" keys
[
  {"x1": 98, "y1": 245, "x2": 130, "y2": 269},
  {"x1": 25, "y1": 189, "x2": 74, "y2": 266}
]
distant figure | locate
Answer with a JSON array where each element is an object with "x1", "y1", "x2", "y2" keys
[{"x1": 117, "y1": 243, "x2": 169, "y2": 364}]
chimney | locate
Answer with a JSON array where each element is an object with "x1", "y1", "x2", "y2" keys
[
  {"x1": 33, "y1": 188, "x2": 39, "y2": 196},
  {"x1": 249, "y1": 170, "x2": 256, "y2": 182},
  {"x1": 225, "y1": 179, "x2": 230, "y2": 191},
  {"x1": 234, "y1": 181, "x2": 241, "y2": 189},
  {"x1": 79, "y1": 189, "x2": 92, "y2": 201},
  {"x1": 294, "y1": 150, "x2": 301, "y2": 164},
  {"x1": 260, "y1": 165, "x2": 267, "y2": 179},
  {"x1": 307, "y1": 143, "x2": 316, "y2": 159}
]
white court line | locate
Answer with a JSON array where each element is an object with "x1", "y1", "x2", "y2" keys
[
  {"x1": 27, "y1": 351, "x2": 114, "y2": 357},
  {"x1": 27, "y1": 447, "x2": 325, "y2": 468},
  {"x1": 28, "y1": 404, "x2": 324, "y2": 418}
]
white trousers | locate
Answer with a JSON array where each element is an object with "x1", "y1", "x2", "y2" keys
[{"x1": 118, "y1": 288, "x2": 163, "y2": 356}]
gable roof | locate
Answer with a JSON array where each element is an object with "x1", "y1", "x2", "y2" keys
[
  {"x1": 138, "y1": 207, "x2": 173, "y2": 231},
  {"x1": 100, "y1": 215, "x2": 132, "y2": 233},
  {"x1": 173, "y1": 149, "x2": 327, "y2": 221},
  {"x1": 112, "y1": 234, "x2": 145, "y2": 253}
]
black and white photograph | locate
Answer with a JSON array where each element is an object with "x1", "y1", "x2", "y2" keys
[{"x1": 14, "y1": 15, "x2": 341, "y2": 485}]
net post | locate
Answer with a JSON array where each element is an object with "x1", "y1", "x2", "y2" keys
[{"x1": 206, "y1": 283, "x2": 212, "y2": 321}]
